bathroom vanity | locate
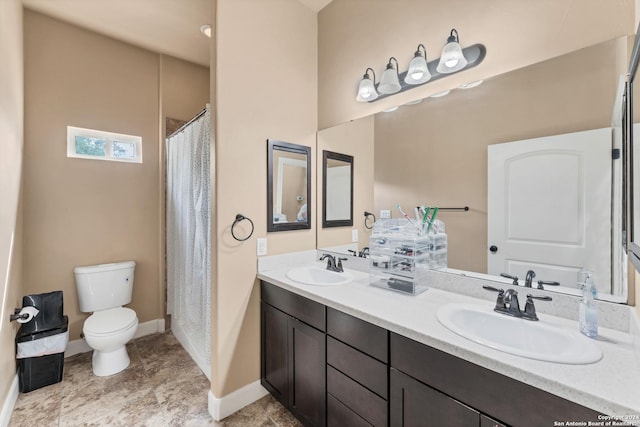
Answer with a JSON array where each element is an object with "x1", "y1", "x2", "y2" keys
[{"x1": 258, "y1": 256, "x2": 640, "y2": 427}]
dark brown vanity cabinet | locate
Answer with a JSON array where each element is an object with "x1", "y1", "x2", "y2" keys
[
  {"x1": 261, "y1": 282, "x2": 326, "y2": 427},
  {"x1": 390, "y1": 333, "x2": 601, "y2": 427},
  {"x1": 261, "y1": 281, "x2": 605, "y2": 427}
]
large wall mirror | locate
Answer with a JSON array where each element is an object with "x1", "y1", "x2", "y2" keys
[
  {"x1": 322, "y1": 150, "x2": 353, "y2": 228},
  {"x1": 317, "y1": 36, "x2": 631, "y2": 303},
  {"x1": 627, "y1": 24, "x2": 640, "y2": 278},
  {"x1": 267, "y1": 139, "x2": 311, "y2": 232}
]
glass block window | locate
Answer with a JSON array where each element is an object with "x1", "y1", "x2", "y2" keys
[{"x1": 67, "y1": 126, "x2": 142, "y2": 163}]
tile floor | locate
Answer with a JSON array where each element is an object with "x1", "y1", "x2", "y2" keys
[{"x1": 9, "y1": 332, "x2": 302, "y2": 426}]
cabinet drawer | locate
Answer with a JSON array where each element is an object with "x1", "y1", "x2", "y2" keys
[
  {"x1": 328, "y1": 394, "x2": 373, "y2": 427},
  {"x1": 390, "y1": 333, "x2": 601, "y2": 427},
  {"x1": 327, "y1": 307, "x2": 387, "y2": 362},
  {"x1": 327, "y1": 366, "x2": 387, "y2": 427},
  {"x1": 327, "y1": 336, "x2": 388, "y2": 398},
  {"x1": 261, "y1": 281, "x2": 325, "y2": 331}
]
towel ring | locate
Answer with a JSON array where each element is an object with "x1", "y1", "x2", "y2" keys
[
  {"x1": 231, "y1": 214, "x2": 254, "y2": 241},
  {"x1": 364, "y1": 211, "x2": 376, "y2": 230}
]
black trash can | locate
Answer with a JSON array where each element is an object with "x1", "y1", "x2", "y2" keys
[{"x1": 15, "y1": 291, "x2": 68, "y2": 393}]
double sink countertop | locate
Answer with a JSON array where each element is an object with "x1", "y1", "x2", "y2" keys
[{"x1": 257, "y1": 258, "x2": 640, "y2": 420}]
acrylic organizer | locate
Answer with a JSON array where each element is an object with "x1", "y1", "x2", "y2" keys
[{"x1": 369, "y1": 218, "x2": 447, "y2": 295}]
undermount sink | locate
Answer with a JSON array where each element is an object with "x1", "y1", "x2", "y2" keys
[
  {"x1": 286, "y1": 266, "x2": 352, "y2": 286},
  {"x1": 436, "y1": 303, "x2": 602, "y2": 364}
]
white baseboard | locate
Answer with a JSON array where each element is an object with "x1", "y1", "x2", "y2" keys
[
  {"x1": 65, "y1": 318, "x2": 166, "y2": 358},
  {"x1": 208, "y1": 381, "x2": 268, "y2": 421},
  {"x1": 0, "y1": 375, "x2": 18, "y2": 427}
]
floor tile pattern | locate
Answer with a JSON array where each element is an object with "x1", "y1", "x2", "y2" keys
[{"x1": 9, "y1": 332, "x2": 302, "y2": 427}]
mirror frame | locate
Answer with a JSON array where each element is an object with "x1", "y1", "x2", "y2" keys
[
  {"x1": 267, "y1": 139, "x2": 312, "y2": 232},
  {"x1": 322, "y1": 150, "x2": 354, "y2": 228},
  {"x1": 628, "y1": 22, "x2": 640, "y2": 271}
]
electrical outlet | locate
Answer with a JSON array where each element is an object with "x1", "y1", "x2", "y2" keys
[
  {"x1": 256, "y1": 238, "x2": 267, "y2": 256},
  {"x1": 380, "y1": 209, "x2": 391, "y2": 219},
  {"x1": 352, "y1": 229, "x2": 359, "y2": 243}
]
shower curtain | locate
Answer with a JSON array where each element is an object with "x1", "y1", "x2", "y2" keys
[{"x1": 166, "y1": 105, "x2": 211, "y2": 380}]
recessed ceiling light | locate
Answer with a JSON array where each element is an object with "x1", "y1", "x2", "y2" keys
[
  {"x1": 458, "y1": 79, "x2": 484, "y2": 89},
  {"x1": 382, "y1": 106, "x2": 399, "y2": 112},
  {"x1": 429, "y1": 90, "x2": 451, "y2": 98},
  {"x1": 403, "y1": 99, "x2": 423, "y2": 106},
  {"x1": 200, "y1": 25, "x2": 212, "y2": 38}
]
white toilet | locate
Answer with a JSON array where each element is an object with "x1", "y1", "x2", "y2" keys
[{"x1": 74, "y1": 261, "x2": 139, "y2": 377}]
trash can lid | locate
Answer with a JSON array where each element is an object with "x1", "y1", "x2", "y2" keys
[{"x1": 84, "y1": 307, "x2": 137, "y2": 336}]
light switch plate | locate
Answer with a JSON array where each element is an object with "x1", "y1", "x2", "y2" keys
[
  {"x1": 256, "y1": 238, "x2": 267, "y2": 256},
  {"x1": 352, "y1": 229, "x2": 359, "y2": 243},
  {"x1": 380, "y1": 209, "x2": 391, "y2": 219}
]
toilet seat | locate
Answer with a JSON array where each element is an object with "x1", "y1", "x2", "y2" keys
[{"x1": 84, "y1": 307, "x2": 137, "y2": 336}]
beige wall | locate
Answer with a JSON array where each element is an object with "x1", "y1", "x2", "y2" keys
[
  {"x1": 317, "y1": 116, "x2": 375, "y2": 249},
  {"x1": 373, "y1": 39, "x2": 620, "y2": 274},
  {"x1": 23, "y1": 11, "x2": 209, "y2": 341},
  {"x1": 318, "y1": 0, "x2": 634, "y2": 129},
  {"x1": 161, "y1": 55, "x2": 210, "y2": 124},
  {"x1": 213, "y1": 0, "x2": 317, "y2": 397},
  {"x1": 0, "y1": 0, "x2": 24, "y2": 408}
]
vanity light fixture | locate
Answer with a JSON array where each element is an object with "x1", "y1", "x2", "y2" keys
[
  {"x1": 356, "y1": 67, "x2": 379, "y2": 102},
  {"x1": 436, "y1": 29, "x2": 468, "y2": 73},
  {"x1": 355, "y1": 29, "x2": 485, "y2": 103},
  {"x1": 200, "y1": 24, "x2": 212, "y2": 38},
  {"x1": 378, "y1": 57, "x2": 401, "y2": 94},
  {"x1": 405, "y1": 44, "x2": 431, "y2": 85}
]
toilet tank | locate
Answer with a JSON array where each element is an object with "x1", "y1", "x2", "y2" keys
[{"x1": 74, "y1": 261, "x2": 136, "y2": 312}]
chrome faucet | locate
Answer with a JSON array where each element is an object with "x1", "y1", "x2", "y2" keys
[
  {"x1": 525, "y1": 270, "x2": 536, "y2": 288},
  {"x1": 320, "y1": 254, "x2": 347, "y2": 272},
  {"x1": 483, "y1": 285, "x2": 551, "y2": 321},
  {"x1": 502, "y1": 289, "x2": 522, "y2": 317}
]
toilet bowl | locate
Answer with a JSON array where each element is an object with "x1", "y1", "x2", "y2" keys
[
  {"x1": 83, "y1": 307, "x2": 138, "y2": 376},
  {"x1": 74, "y1": 261, "x2": 138, "y2": 376}
]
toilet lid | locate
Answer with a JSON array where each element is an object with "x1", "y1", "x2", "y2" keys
[{"x1": 84, "y1": 307, "x2": 137, "y2": 336}]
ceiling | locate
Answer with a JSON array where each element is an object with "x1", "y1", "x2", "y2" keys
[{"x1": 21, "y1": 0, "x2": 333, "y2": 67}]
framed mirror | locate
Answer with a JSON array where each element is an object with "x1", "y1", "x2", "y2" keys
[
  {"x1": 322, "y1": 150, "x2": 354, "y2": 228},
  {"x1": 317, "y1": 37, "x2": 631, "y2": 302},
  {"x1": 267, "y1": 139, "x2": 311, "y2": 232}
]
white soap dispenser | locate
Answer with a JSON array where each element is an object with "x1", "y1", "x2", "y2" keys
[{"x1": 579, "y1": 272, "x2": 598, "y2": 338}]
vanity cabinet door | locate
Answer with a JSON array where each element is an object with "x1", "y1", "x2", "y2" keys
[
  {"x1": 390, "y1": 368, "x2": 480, "y2": 427},
  {"x1": 481, "y1": 414, "x2": 507, "y2": 427},
  {"x1": 288, "y1": 317, "x2": 326, "y2": 427},
  {"x1": 261, "y1": 302, "x2": 288, "y2": 405},
  {"x1": 261, "y1": 300, "x2": 326, "y2": 427}
]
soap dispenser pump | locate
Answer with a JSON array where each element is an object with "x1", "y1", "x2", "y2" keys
[{"x1": 579, "y1": 272, "x2": 598, "y2": 338}]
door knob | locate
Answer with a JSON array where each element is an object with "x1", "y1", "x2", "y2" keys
[{"x1": 489, "y1": 245, "x2": 498, "y2": 253}]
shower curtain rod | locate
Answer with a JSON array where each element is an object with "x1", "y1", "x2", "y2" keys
[{"x1": 166, "y1": 105, "x2": 208, "y2": 139}]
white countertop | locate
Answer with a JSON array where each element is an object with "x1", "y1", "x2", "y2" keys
[{"x1": 258, "y1": 261, "x2": 640, "y2": 420}]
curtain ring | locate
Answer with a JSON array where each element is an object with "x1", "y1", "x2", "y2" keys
[{"x1": 231, "y1": 214, "x2": 254, "y2": 241}]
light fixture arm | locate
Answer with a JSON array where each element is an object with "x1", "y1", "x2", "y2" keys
[
  {"x1": 448, "y1": 29, "x2": 460, "y2": 43},
  {"x1": 364, "y1": 67, "x2": 376, "y2": 82},
  {"x1": 416, "y1": 43, "x2": 427, "y2": 58},
  {"x1": 387, "y1": 56, "x2": 399, "y2": 71}
]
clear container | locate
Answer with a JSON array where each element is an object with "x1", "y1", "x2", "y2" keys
[{"x1": 369, "y1": 218, "x2": 446, "y2": 295}]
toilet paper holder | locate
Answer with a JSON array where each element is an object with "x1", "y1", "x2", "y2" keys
[
  {"x1": 9, "y1": 309, "x2": 29, "y2": 322},
  {"x1": 9, "y1": 306, "x2": 40, "y2": 323}
]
